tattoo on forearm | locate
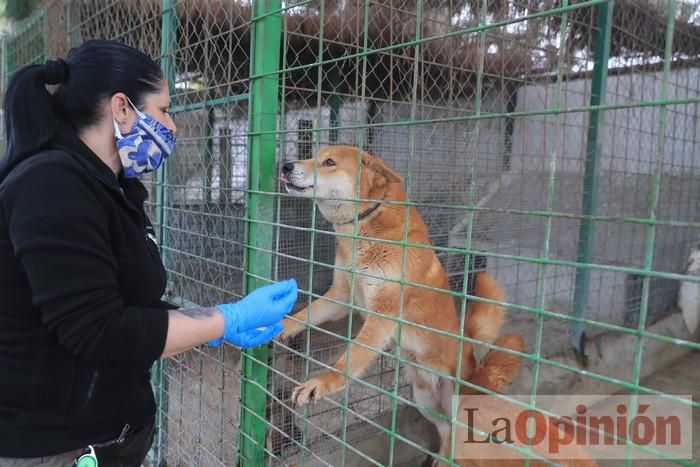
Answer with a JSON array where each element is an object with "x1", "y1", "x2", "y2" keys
[{"x1": 175, "y1": 307, "x2": 219, "y2": 319}]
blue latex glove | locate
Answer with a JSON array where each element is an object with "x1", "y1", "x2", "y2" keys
[{"x1": 209, "y1": 279, "x2": 298, "y2": 348}]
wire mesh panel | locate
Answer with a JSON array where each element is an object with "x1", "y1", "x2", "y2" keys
[
  {"x1": 64, "y1": 1, "x2": 253, "y2": 464},
  {"x1": 162, "y1": 1, "x2": 253, "y2": 464},
  {"x1": 259, "y1": 0, "x2": 700, "y2": 466},
  {"x1": 3, "y1": 9, "x2": 45, "y2": 85}
]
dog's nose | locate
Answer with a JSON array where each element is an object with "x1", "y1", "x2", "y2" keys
[{"x1": 282, "y1": 162, "x2": 295, "y2": 174}]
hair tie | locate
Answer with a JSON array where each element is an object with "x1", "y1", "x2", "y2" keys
[{"x1": 43, "y1": 58, "x2": 69, "y2": 85}]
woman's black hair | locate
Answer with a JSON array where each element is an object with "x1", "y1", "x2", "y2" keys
[{"x1": 0, "y1": 39, "x2": 164, "y2": 180}]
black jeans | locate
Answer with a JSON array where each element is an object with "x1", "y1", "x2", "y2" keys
[
  {"x1": 0, "y1": 418, "x2": 155, "y2": 467},
  {"x1": 90, "y1": 417, "x2": 156, "y2": 467}
]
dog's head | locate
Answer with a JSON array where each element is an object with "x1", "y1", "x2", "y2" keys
[{"x1": 279, "y1": 146, "x2": 403, "y2": 225}]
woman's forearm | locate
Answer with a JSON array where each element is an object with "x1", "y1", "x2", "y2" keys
[{"x1": 161, "y1": 307, "x2": 224, "y2": 358}]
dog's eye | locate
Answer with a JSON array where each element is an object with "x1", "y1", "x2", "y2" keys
[{"x1": 323, "y1": 158, "x2": 336, "y2": 167}]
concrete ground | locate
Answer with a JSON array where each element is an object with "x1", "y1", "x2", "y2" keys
[
  {"x1": 311, "y1": 351, "x2": 699, "y2": 467},
  {"x1": 598, "y1": 350, "x2": 699, "y2": 467}
]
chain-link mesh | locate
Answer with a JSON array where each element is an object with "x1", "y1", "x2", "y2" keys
[
  {"x1": 158, "y1": 2, "x2": 252, "y2": 462},
  {"x1": 264, "y1": 1, "x2": 700, "y2": 465},
  {"x1": 1, "y1": 0, "x2": 699, "y2": 465},
  {"x1": 63, "y1": 1, "x2": 252, "y2": 464},
  {"x1": 3, "y1": 9, "x2": 45, "y2": 84}
]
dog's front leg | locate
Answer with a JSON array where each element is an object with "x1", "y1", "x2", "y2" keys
[
  {"x1": 278, "y1": 284, "x2": 350, "y2": 343},
  {"x1": 291, "y1": 314, "x2": 395, "y2": 407}
]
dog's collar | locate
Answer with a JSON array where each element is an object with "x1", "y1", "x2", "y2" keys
[{"x1": 338, "y1": 202, "x2": 382, "y2": 225}]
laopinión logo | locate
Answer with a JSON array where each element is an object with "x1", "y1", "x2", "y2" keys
[{"x1": 448, "y1": 395, "x2": 692, "y2": 461}]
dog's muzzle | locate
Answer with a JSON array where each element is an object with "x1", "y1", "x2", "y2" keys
[{"x1": 279, "y1": 161, "x2": 313, "y2": 193}]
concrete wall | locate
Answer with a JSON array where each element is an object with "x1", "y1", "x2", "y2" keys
[
  {"x1": 450, "y1": 68, "x2": 700, "y2": 346},
  {"x1": 511, "y1": 68, "x2": 700, "y2": 177}
]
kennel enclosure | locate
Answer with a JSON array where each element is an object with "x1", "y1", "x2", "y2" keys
[{"x1": 1, "y1": 0, "x2": 699, "y2": 465}]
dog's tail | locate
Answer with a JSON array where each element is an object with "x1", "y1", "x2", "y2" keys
[
  {"x1": 465, "y1": 272, "x2": 505, "y2": 344},
  {"x1": 436, "y1": 333, "x2": 526, "y2": 467},
  {"x1": 460, "y1": 332, "x2": 524, "y2": 395}
]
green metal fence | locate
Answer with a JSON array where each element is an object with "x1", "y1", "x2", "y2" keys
[
  {"x1": 2, "y1": 0, "x2": 699, "y2": 465},
  {"x1": 2, "y1": 11, "x2": 44, "y2": 86}
]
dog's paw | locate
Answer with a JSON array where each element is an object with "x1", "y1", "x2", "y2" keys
[
  {"x1": 277, "y1": 317, "x2": 305, "y2": 344},
  {"x1": 291, "y1": 373, "x2": 343, "y2": 407}
]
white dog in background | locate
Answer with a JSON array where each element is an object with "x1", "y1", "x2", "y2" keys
[{"x1": 679, "y1": 241, "x2": 700, "y2": 336}]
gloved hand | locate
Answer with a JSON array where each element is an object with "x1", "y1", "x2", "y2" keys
[{"x1": 209, "y1": 279, "x2": 298, "y2": 348}]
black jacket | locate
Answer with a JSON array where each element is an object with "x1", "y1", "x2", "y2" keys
[{"x1": 0, "y1": 129, "x2": 171, "y2": 457}]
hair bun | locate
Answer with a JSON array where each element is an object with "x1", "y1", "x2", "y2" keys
[{"x1": 43, "y1": 58, "x2": 69, "y2": 85}]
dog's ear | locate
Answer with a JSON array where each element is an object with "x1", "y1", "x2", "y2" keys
[{"x1": 361, "y1": 152, "x2": 403, "y2": 184}]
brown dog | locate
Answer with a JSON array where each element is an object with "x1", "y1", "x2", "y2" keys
[{"x1": 278, "y1": 146, "x2": 508, "y2": 444}]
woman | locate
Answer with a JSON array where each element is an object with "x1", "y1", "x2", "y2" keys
[{"x1": 0, "y1": 40, "x2": 296, "y2": 466}]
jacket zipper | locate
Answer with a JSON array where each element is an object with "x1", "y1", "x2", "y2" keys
[{"x1": 82, "y1": 368, "x2": 100, "y2": 408}]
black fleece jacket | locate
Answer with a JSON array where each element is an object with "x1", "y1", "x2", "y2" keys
[{"x1": 0, "y1": 129, "x2": 172, "y2": 457}]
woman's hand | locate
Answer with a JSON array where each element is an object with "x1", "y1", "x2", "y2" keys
[
  {"x1": 161, "y1": 279, "x2": 298, "y2": 358},
  {"x1": 209, "y1": 279, "x2": 298, "y2": 348}
]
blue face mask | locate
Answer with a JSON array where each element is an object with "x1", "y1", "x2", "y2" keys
[{"x1": 113, "y1": 98, "x2": 176, "y2": 178}]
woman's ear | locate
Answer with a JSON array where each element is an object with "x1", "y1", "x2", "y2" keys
[{"x1": 110, "y1": 92, "x2": 130, "y2": 125}]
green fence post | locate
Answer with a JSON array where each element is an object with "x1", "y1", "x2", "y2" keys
[
  {"x1": 2, "y1": 38, "x2": 7, "y2": 93},
  {"x1": 625, "y1": 2, "x2": 677, "y2": 464},
  {"x1": 239, "y1": 0, "x2": 282, "y2": 464},
  {"x1": 328, "y1": 64, "x2": 341, "y2": 143},
  {"x1": 502, "y1": 81, "x2": 518, "y2": 171},
  {"x1": 157, "y1": 0, "x2": 177, "y2": 258},
  {"x1": 205, "y1": 91, "x2": 216, "y2": 203},
  {"x1": 65, "y1": 0, "x2": 82, "y2": 49},
  {"x1": 570, "y1": 0, "x2": 614, "y2": 357},
  {"x1": 3, "y1": 34, "x2": 13, "y2": 90},
  {"x1": 151, "y1": 0, "x2": 178, "y2": 464}
]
